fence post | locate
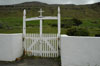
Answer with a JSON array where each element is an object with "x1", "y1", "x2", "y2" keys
[
  {"x1": 23, "y1": 9, "x2": 26, "y2": 38},
  {"x1": 57, "y1": 6, "x2": 61, "y2": 57},
  {"x1": 40, "y1": 19, "x2": 42, "y2": 37},
  {"x1": 58, "y1": 6, "x2": 61, "y2": 37},
  {"x1": 40, "y1": 19, "x2": 42, "y2": 56},
  {"x1": 23, "y1": 9, "x2": 26, "y2": 54},
  {"x1": 38, "y1": 8, "x2": 44, "y2": 56}
]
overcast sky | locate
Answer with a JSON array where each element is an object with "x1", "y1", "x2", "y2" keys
[{"x1": 0, "y1": 0, "x2": 100, "y2": 5}]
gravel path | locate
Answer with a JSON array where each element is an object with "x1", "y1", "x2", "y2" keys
[{"x1": 0, "y1": 58, "x2": 60, "y2": 66}]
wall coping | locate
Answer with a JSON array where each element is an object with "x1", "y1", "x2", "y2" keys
[
  {"x1": 0, "y1": 33, "x2": 22, "y2": 36},
  {"x1": 61, "y1": 34, "x2": 100, "y2": 39}
]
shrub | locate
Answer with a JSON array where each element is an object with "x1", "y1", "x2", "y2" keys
[
  {"x1": 61, "y1": 18, "x2": 82, "y2": 28},
  {"x1": 95, "y1": 34, "x2": 100, "y2": 37},
  {"x1": 72, "y1": 18, "x2": 82, "y2": 26},
  {"x1": 61, "y1": 19, "x2": 75, "y2": 28},
  {"x1": 66, "y1": 27, "x2": 90, "y2": 36}
]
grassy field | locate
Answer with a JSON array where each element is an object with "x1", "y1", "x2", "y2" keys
[{"x1": 0, "y1": 16, "x2": 100, "y2": 36}]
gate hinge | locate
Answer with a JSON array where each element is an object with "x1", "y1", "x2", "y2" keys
[{"x1": 58, "y1": 37, "x2": 60, "y2": 40}]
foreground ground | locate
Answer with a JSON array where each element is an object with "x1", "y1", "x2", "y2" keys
[{"x1": 0, "y1": 58, "x2": 60, "y2": 66}]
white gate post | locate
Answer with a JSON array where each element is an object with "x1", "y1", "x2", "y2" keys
[
  {"x1": 57, "y1": 6, "x2": 61, "y2": 57},
  {"x1": 23, "y1": 9, "x2": 27, "y2": 54},
  {"x1": 38, "y1": 8, "x2": 44, "y2": 37},
  {"x1": 38, "y1": 8, "x2": 44, "y2": 56},
  {"x1": 58, "y1": 6, "x2": 61, "y2": 36},
  {"x1": 23, "y1": 9, "x2": 26, "y2": 38},
  {"x1": 40, "y1": 19, "x2": 42, "y2": 56},
  {"x1": 40, "y1": 19, "x2": 42, "y2": 37}
]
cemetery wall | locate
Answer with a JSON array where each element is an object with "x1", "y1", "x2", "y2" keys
[
  {"x1": 0, "y1": 34, "x2": 23, "y2": 61},
  {"x1": 61, "y1": 35, "x2": 100, "y2": 66}
]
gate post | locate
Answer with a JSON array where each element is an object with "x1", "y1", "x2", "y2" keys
[
  {"x1": 40, "y1": 19, "x2": 42, "y2": 56},
  {"x1": 58, "y1": 6, "x2": 61, "y2": 37},
  {"x1": 38, "y1": 8, "x2": 44, "y2": 56},
  {"x1": 40, "y1": 19, "x2": 42, "y2": 37},
  {"x1": 23, "y1": 9, "x2": 26, "y2": 55},
  {"x1": 23, "y1": 9, "x2": 26, "y2": 38},
  {"x1": 38, "y1": 8, "x2": 44, "y2": 37},
  {"x1": 57, "y1": 6, "x2": 61, "y2": 57}
]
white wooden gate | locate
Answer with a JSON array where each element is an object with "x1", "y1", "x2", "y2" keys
[
  {"x1": 24, "y1": 34, "x2": 58, "y2": 57},
  {"x1": 23, "y1": 7, "x2": 61, "y2": 57}
]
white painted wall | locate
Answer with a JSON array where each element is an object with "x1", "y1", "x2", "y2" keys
[
  {"x1": 61, "y1": 35, "x2": 100, "y2": 66},
  {"x1": 0, "y1": 34, "x2": 23, "y2": 61}
]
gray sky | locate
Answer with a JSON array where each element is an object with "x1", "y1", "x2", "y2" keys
[{"x1": 0, "y1": 0, "x2": 100, "y2": 5}]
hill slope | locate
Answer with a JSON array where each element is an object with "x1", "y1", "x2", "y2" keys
[{"x1": 0, "y1": 2, "x2": 100, "y2": 19}]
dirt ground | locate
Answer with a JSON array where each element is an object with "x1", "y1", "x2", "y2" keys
[{"x1": 0, "y1": 58, "x2": 61, "y2": 66}]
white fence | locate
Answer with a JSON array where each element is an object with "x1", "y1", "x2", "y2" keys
[
  {"x1": 61, "y1": 35, "x2": 100, "y2": 66},
  {"x1": 24, "y1": 33, "x2": 59, "y2": 57},
  {"x1": 0, "y1": 34, "x2": 23, "y2": 61}
]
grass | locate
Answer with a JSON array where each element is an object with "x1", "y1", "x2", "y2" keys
[
  {"x1": 79, "y1": 19, "x2": 100, "y2": 36},
  {"x1": 80, "y1": 19, "x2": 100, "y2": 28},
  {"x1": 0, "y1": 17, "x2": 66, "y2": 34},
  {"x1": 0, "y1": 16, "x2": 100, "y2": 36}
]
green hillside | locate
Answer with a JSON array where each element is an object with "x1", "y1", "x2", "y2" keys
[
  {"x1": 0, "y1": 2, "x2": 100, "y2": 36},
  {"x1": 0, "y1": 2, "x2": 100, "y2": 19}
]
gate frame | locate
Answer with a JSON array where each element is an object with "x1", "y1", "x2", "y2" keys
[
  {"x1": 23, "y1": 6, "x2": 61, "y2": 38},
  {"x1": 23, "y1": 7, "x2": 61, "y2": 57}
]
